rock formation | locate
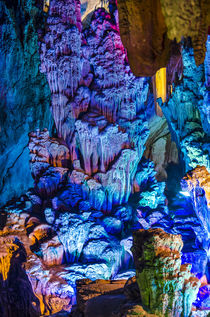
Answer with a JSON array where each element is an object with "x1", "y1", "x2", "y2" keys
[
  {"x1": 117, "y1": 0, "x2": 210, "y2": 75},
  {"x1": 0, "y1": 0, "x2": 209, "y2": 316},
  {"x1": 160, "y1": 0, "x2": 210, "y2": 66},
  {"x1": 159, "y1": 41, "x2": 210, "y2": 172},
  {"x1": 39, "y1": 0, "x2": 82, "y2": 143},
  {"x1": 0, "y1": 236, "x2": 40, "y2": 317},
  {"x1": 117, "y1": 0, "x2": 171, "y2": 77},
  {"x1": 0, "y1": 0, "x2": 52, "y2": 206},
  {"x1": 0, "y1": 206, "x2": 74, "y2": 316},
  {"x1": 181, "y1": 166, "x2": 210, "y2": 256},
  {"x1": 132, "y1": 228, "x2": 201, "y2": 317},
  {"x1": 38, "y1": 0, "x2": 150, "y2": 212}
]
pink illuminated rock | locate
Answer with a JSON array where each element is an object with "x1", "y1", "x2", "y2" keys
[{"x1": 85, "y1": 9, "x2": 149, "y2": 124}]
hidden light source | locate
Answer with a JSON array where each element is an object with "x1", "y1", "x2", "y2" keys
[{"x1": 179, "y1": 191, "x2": 191, "y2": 197}]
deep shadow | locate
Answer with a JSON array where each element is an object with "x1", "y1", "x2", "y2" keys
[
  {"x1": 0, "y1": 238, "x2": 40, "y2": 317},
  {"x1": 0, "y1": 209, "x2": 7, "y2": 230}
]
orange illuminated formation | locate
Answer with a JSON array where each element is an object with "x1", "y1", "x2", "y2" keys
[{"x1": 43, "y1": 0, "x2": 50, "y2": 12}]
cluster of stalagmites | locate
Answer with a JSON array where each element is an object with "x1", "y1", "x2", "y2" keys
[
  {"x1": 0, "y1": 0, "x2": 209, "y2": 316},
  {"x1": 1, "y1": 191, "x2": 207, "y2": 316},
  {"x1": 68, "y1": 229, "x2": 200, "y2": 317},
  {"x1": 0, "y1": 208, "x2": 72, "y2": 316},
  {"x1": 37, "y1": 0, "x2": 149, "y2": 213},
  {"x1": 132, "y1": 229, "x2": 201, "y2": 317}
]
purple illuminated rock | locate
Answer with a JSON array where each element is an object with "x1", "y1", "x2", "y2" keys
[
  {"x1": 35, "y1": 167, "x2": 68, "y2": 198},
  {"x1": 36, "y1": 0, "x2": 150, "y2": 213},
  {"x1": 39, "y1": 0, "x2": 82, "y2": 141}
]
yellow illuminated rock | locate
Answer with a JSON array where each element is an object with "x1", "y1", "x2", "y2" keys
[
  {"x1": 43, "y1": 0, "x2": 50, "y2": 13},
  {"x1": 155, "y1": 67, "x2": 166, "y2": 116}
]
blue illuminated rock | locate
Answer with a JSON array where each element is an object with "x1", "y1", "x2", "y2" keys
[
  {"x1": 0, "y1": 0, "x2": 210, "y2": 315},
  {"x1": 0, "y1": 1, "x2": 52, "y2": 206},
  {"x1": 101, "y1": 217, "x2": 122, "y2": 235},
  {"x1": 160, "y1": 42, "x2": 210, "y2": 172},
  {"x1": 181, "y1": 166, "x2": 210, "y2": 257},
  {"x1": 35, "y1": 167, "x2": 69, "y2": 198}
]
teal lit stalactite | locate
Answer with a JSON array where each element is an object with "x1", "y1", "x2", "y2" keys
[{"x1": 158, "y1": 39, "x2": 210, "y2": 172}]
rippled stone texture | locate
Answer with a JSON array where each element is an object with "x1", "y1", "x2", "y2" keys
[{"x1": 132, "y1": 228, "x2": 200, "y2": 317}]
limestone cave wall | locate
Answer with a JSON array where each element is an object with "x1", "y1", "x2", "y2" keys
[{"x1": 0, "y1": 0, "x2": 209, "y2": 316}]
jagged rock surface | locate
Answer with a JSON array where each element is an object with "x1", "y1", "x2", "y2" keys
[
  {"x1": 160, "y1": 0, "x2": 210, "y2": 66},
  {"x1": 0, "y1": 1, "x2": 52, "y2": 206},
  {"x1": 117, "y1": 0, "x2": 210, "y2": 75},
  {"x1": 159, "y1": 42, "x2": 210, "y2": 172},
  {"x1": 132, "y1": 228, "x2": 201, "y2": 317},
  {"x1": 181, "y1": 166, "x2": 210, "y2": 256},
  {"x1": 38, "y1": 1, "x2": 150, "y2": 212},
  {"x1": 39, "y1": 0, "x2": 82, "y2": 143},
  {"x1": 117, "y1": 0, "x2": 171, "y2": 76}
]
